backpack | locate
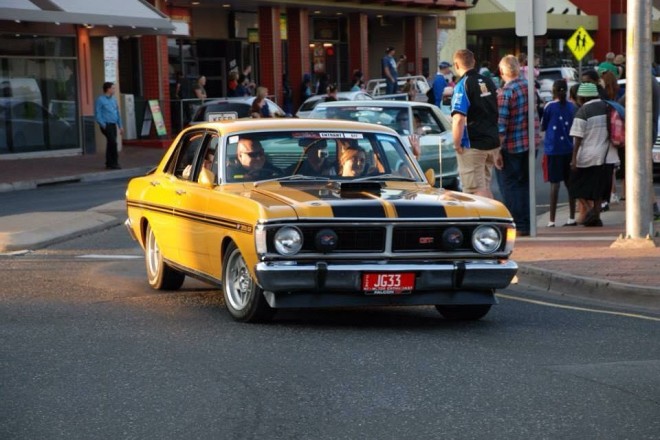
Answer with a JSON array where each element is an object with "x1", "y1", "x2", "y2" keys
[{"x1": 605, "y1": 100, "x2": 625, "y2": 148}]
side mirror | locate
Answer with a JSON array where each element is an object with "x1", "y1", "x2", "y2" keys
[
  {"x1": 424, "y1": 168, "x2": 435, "y2": 186},
  {"x1": 197, "y1": 168, "x2": 216, "y2": 188}
]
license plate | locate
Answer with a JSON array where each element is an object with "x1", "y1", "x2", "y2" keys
[
  {"x1": 207, "y1": 111, "x2": 238, "y2": 122},
  {"x1": 362, "y1": 273, "x2": 415, "y2": 295},
  {"x1": 653, "y1": 151, "x2": 660, "y2": 163}
]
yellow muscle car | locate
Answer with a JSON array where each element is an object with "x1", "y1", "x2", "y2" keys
[{"x1": 125, "y1": 119, "x2": 517, "y2": 322}]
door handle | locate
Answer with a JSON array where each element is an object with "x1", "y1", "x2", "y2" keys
[{"x1": 176, "y1": 189, "x2": 186, "y2": 195}]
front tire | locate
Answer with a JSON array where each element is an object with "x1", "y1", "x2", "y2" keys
[
  {"x1": 222, "y1": 243, "x2": 275, "y2": 323},
  {"x1": 145, "y1": 224, "x2": 185, "y2": 290},
  {"x1": 435, "y1": 304, "x2": 492, "y2": 321}
]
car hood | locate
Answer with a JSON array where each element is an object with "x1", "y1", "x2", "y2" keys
[{"x1": 250, "y1": 182, "x2": 511, "y2": 221}]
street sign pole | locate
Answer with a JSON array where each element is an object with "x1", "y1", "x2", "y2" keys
[
  {"x1": 527, "y1": 6, "x2": 536, "y2": 237},
  {"x1": 615, "y1": 0, "x2": 656, "y2": 247},
  {"x1": 516, "y1": 0, "x2": 546, "y2": 237}
]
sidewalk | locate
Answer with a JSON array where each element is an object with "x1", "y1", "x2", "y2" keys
[{"x1": 1, "y1": 146, "x2": 659, "y2": 312}]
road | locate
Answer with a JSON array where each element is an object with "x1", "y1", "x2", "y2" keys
[{"x1": 1, "y1": 181, "x2": 659, "y2": 439}]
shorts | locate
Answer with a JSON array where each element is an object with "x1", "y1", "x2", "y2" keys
[
  {"x1": 544, "y1": 153, "x2": 572, "y2": 184},
  {"x1": 456, "y1": 147, "x2": 499, "y2": 194}
]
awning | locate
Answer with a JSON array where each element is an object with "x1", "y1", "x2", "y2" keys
[
  {"x1": 0, "y1": 0, "x2": 175, "y2": 35},
  {"x1": 467, "y1": 0, "x2": 597, "y2": 33}
]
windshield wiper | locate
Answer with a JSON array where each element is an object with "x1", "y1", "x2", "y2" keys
[
  {"x1": 353, "y1": 174, "x2": 416, "y2": 182},
  {"x1": 254, "y1": 174, "x2": 331, "y2": 186}
]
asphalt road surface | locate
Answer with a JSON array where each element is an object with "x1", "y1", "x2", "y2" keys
[{"x1": 1, "y1": 216, "x2": 659, "y2": 440}]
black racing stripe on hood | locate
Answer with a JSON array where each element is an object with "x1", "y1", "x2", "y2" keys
[
  {"x1": 391, "y1": 202, "x2": 447, "y2": 218},
  {"x1": 331, "y1": 202, "x2": 387, "y2": 218}
]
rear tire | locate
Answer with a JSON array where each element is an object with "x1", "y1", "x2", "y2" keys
[
  {"x1": 435, "y1": 304, "x2": 492, "y2": 321},
  {"x1": 145, "y1": 224, "x2": 185, "y2": 290},
  {"x1": 222, "y1": 243, "x2": 275, "y2": 323}
]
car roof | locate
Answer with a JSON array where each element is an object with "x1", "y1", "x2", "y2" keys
[{"x1": 185, "y1": 117, "x2": 400, "y2": 136}]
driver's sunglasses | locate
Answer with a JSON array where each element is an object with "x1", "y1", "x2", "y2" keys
[{"x1": 243, "y1": 151, "x2": 264, "y2": 158}]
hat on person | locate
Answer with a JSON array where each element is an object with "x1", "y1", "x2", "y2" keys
[
  {"x1": 577, "y1": 82, "x2": 599, "y2": 98},
  {"x1": 439, "y1": 61, "x2": 452, "y2": 69},
  {"x1": 385, "y1": 46, "x2": 395, "y2": 53}
]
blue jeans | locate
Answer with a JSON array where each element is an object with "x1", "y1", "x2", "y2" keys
[
  {"x1": 501, "y1": 149, "x2": 530, "y2": 233},
  {"x1": 385, "y1": 80, "x2": 397, "y2": 95}
]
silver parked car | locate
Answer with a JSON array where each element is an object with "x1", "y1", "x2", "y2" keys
[
  {"x1": 295, "y1": 90, "x2": 373, "y2": 118},
  {"x1": 307, "y1": 100, "x2": 459, "y2": 189}
]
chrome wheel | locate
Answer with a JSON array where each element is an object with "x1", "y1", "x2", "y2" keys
[
  {"x1": 144, "y1": 224, "x2": 185, "y2": 291},
  {"x1": 222, "y1": 243, "x2": 274, "y2": 322}
]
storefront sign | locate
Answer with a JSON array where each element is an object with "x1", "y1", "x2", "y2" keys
[
  {"x1": 247, "y1": 28, "x2": 259, "y2": 43},
  {"x1": 437, "y1": 16, "x2": 456, "y2": 29}
]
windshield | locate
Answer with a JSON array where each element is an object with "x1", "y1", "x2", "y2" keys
[
  {"x1": 310, "y1": 105, "x2": 417, "y2": 135},
  {"x1": 222, "y1": 130, "x2": 421, "y2": 183}
]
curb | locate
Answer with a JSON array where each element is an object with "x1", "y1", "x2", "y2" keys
[
  {"x1": 517, "y1": 264, "x2": 660, "y2": 311},
  {"x1": 0, "y1": 212, "x2": 121, "y2": 252},
  {"x1": 0, "y1": 166, "x2": 153, "y2": 193}
]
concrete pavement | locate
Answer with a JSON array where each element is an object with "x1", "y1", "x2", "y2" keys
[{"x1": 1, "y1": 146, "x2": 659, "y2": 312}]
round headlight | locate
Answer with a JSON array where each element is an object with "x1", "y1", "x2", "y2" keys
[
  {"x1": 471, "y1": 225, "x2": 502, "y2": 254},
  {"x1": 274, "y1": 226, "x2": 303, "y2": 255},
  {"x1": 442, "y1": 227, "x2": 464, "y2": 250}
]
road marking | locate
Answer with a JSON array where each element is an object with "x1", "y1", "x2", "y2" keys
[
  {"x1": 77, "y1": 254, "x2": 142, "y2": 260},
  {"x1": 497, "y1": 293, "x2": 660, "y2": 322}
]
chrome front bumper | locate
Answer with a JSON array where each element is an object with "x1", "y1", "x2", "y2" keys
[{"x1": 256, "y1": 260, "x2": 517, "y2": 301}]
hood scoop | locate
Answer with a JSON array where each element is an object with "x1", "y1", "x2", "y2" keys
[{"x1": 337, "y1": 181, "x2": 383, "y2": 197}]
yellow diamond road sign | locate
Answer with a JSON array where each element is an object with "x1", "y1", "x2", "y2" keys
[{"x1": 566, "y1": 26, "x2": 595, "y2": 61}]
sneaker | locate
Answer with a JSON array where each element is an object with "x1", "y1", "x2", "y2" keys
[
  {"x1": 610, "y1": 193, "x2": 620, "y2": 204},
  {"x1": 601, "y1": 201, "x2": 610, "y2": 212},
  {"x1": 547, "y1": 222, "x2": 555, "y2": 227},
  {"x1": 563, "y1": 219, "x2": 578, "y2": 226}
]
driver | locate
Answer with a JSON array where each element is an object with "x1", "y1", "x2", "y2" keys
[{"x1": 227, "y1": 138, "x2": 282, "y2": 181}]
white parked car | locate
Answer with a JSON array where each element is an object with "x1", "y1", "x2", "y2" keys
[
  {"x1": 537, "y1": 67, "x2": 579, "y2": 103},
  {"x1": 295, "y1": 90, "x2": 372, "y2": 118}
]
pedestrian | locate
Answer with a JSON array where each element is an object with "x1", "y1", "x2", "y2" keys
[
  {"x1": 301, "y1": 73, "x2": 313, "y2": 104},
  {"x1": 599, "y1": 70, "x2": 623, "y2": 208},
  {"x1": 569, "y1": 82, "x2": 617, "y2": 227},
  {"x1": 382, "y1": 47, "x2": 406, "y2": 95},
  {"x1": 315, "y1": 72, "x2": 329, "y2": 96},
  {"x1": 598, "y1": 52, "x2": 620, "y2": 79},
  {"x1": 234, "y1": 74, "x2": 251, "y2": 97},
  {"x1": 432, "y1": 61, "x2": 451, "y2": 107},
  {"x1": 541, "y1": 79, "x2": 578, "y2": 227},
  {"x1": 250, "y1": 86, "x2": 272, "y2": 118},
  {"x1": 581, "y1": 70, "x2": 607, "y2": 99},
  {"x1": 350, "y1": 70, "x2": 365, "y2": 92},
  {"x1": 282, "y1": 73, "x2": 293, "y2": 116},
  {"x1": 614, "y1": 54, "x2": 626, "y2": 80},
  {"x1": 497, "y1": 54, "x2": 540, "y2": 236},
  {"x1": 94, "y1": 82, "x2": 123, "y2": 170},
  {"x1": 193, "y1": 75, "x2": 207, "y2": 100},
  {"x1": 401, "y1": 78, "x2": 416, "y2": 101},
  {"x1": 324, "y1": 83, "x2": 338, "y2": 102},
  {"x1": 227, "y1": 70, "x2": 239, "y2": 97},
  {"x1": 450, "y1": 49, "x2": 501, "y2": 199}
]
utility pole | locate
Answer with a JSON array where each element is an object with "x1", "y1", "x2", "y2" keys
[{"x1": 613, "y1": 0, "x2": 657, "y2": 248}]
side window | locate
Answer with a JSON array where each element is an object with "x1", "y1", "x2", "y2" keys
[
  {"x1": 414, "y1": 107, "x2": 444, "y2": 135},
  {"x1": 173, "y1": 131, "x2": 206, "y2": 180}
]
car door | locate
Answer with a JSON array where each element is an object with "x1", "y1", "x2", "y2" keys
[
  {"x1": 145, "y1": 129, "x2": 208, "y2": 265},
  {"x1": 168, "y1": 130, "x2": 217, "y2": 273}
]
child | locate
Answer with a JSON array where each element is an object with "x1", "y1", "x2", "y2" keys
[{"x1": 541, "y1": 79, "x2": 578, "y2": 226}]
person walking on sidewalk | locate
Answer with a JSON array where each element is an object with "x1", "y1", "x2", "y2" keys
[
  {"x1": 541, "y1": 79, "x2": 578, "y2": 227},
  {"x1": 497, "y1": 54, "x2": 540, "y2": 236},
  {"x1": 94, "y1": 82, "x2": 123, "y2": 170},
  {"x1": 450, "y1": 49, "x2": 501, "y2": 199},
  {"x1": 569, "y1": 82, "x2": 616, "y2": 227}
]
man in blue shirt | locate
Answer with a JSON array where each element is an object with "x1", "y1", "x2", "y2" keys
[
  {"x1": 432, "y1": 61, "x2": 451, "y2": 106},
  {"x1": 95, "y1": 82, "x2": 123, "y2": 169},
  {"x1": 382, "y1": 47, "x2": 406, "y2": 95}
]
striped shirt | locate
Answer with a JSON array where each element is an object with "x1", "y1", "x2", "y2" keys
[
  {"x1": 569, "y1": 99, "x2": 618, "y2": 167},
  {"x1": 497, "y1": 77, "x2": 539, "y2": 154}
]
